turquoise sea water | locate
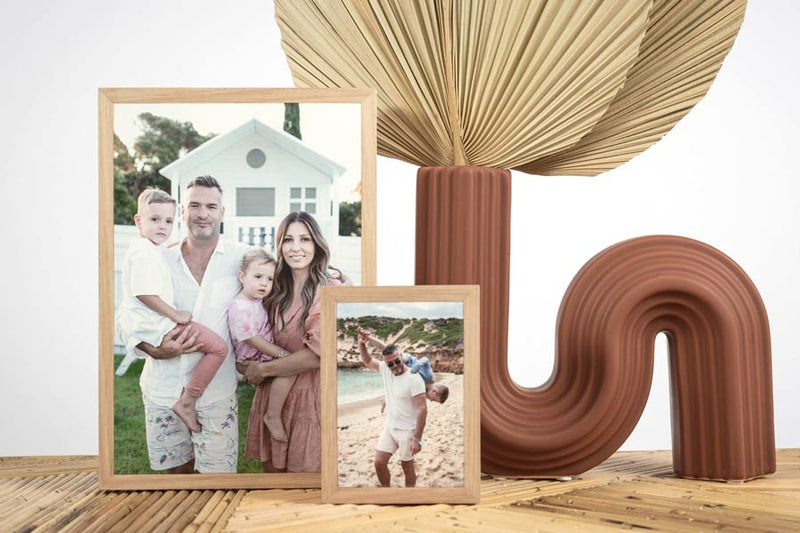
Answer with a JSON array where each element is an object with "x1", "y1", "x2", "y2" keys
[{"x1": 337, "y1": 369, "x2": 384, "y2": 404}]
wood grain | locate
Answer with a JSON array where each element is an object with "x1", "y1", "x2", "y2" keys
[
  {"x1": 2, "y1": 451, "x2": 797, "y2": 532},
  {"x1": 319, "y1": 285, "x2": 481, "y2": 504}
]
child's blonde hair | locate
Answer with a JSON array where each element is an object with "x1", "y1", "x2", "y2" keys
[
  {"x1": 239, "y1": 248, "x2": 276, "y2": 275},
  {"x1": 137, "y1": 187, "x2": 176, "y2": 213}
]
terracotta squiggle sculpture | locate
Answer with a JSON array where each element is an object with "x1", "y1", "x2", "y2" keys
[{"x1": 417, "y1": 167, "x2": 775, "y2": 481}]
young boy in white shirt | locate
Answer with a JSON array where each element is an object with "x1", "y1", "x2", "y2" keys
[{"x1": 118, "y1": 188, "x2": 227, "y2": 433}]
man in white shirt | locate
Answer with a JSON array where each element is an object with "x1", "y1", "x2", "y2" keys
[
  {"x1": 135, "y1": 176, "x2": 248, "y2": 474},
  {"x1": 358, "y1": 332, "x2": 427, "y2": 487}
]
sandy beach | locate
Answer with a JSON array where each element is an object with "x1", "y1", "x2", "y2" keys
[{"x1": 337, "y1": 373, "x2": 465, "y2": 488}]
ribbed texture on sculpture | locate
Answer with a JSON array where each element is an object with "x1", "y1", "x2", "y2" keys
[
  {"x1": 276, "y1": 0, "x2": 775, "y2": 480},
  {"x1": 553, "y1": 234, "x2": 774, "y2": 480},
  {"x1": 417, "y1": 170, "x2": 774, "y2": 480}
]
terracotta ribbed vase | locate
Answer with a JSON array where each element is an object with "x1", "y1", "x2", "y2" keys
[{"x1": 415, "y1": 166, "x2": 775, "y2": 481}]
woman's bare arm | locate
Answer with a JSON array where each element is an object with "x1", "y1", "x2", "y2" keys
[{"x1": 244, "y1": 348, "x2": 320, "y2": 384}]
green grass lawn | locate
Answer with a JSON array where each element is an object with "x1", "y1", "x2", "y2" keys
[{"x1": 113, "y1": 354, "x2": 262, "y2": 474}]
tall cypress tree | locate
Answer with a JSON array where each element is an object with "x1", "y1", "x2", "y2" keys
[{"x1": 283, "y1": 103, "x2": 301, "y2": 139}]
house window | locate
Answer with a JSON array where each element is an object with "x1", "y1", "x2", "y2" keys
[
  {"x1": 237, "y1": 187, "x2": 275, "y2": 216},
  {"x1": 246, "y1": 148, "x2": 266, "y2": 169},
  {"x1": 289, "y1": 186, "x2": 316, "y2": 214}
]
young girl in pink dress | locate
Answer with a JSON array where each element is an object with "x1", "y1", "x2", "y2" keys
[{"x1": 227, "y1": 248, "x2": 295, "y2": 442}]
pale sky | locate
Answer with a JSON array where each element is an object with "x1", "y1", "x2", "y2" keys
[{"x1": 338, "y1": 301, "x2": 464, "y2": 320}]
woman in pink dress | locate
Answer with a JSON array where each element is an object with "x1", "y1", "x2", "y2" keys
[{"x1": 241, "y1": 211, "x2": 339, "y2": 472}]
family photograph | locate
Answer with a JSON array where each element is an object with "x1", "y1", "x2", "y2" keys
[
  {"x1": 112, "y1": 101, "x2": 363, "y2": 475},
  {"x1": 335, "y1": 303, "x2": 466, "y2": 488}
]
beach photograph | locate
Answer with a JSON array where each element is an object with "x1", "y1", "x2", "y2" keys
[{"x1": 335, "y1": 301, "x2": 465, "y2": 489}]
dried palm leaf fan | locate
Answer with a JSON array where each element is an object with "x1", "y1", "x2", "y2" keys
[{"x1": 276, "y1": 0, "x2": 752, "y2": 477}]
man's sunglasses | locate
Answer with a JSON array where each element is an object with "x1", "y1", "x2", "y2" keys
[{"x1": 386, "y1": 357, "x2": 402, "y2": 368}]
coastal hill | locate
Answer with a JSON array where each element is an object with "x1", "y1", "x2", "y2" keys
[{"x1": 337, "y1": 316, "x2": 464, "y2": 373}]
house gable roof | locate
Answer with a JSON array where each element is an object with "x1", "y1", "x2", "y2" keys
[{"x1": 159, "y1": 118, "x2": 346, "y2": 181}]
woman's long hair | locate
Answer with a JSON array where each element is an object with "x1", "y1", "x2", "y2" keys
[{"x1": 266, "y1": 211, "x2": 330, "y2": 333}]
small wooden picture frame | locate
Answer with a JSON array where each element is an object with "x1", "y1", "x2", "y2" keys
[
  {"x1": 99, "y1": 88, "x2": 377, "y2": 489},
  {"x1": 320, "y1": 285, "x2": 480, "y2": 504}
]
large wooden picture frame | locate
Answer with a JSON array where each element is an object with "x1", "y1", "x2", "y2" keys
[
  {"x1": 99, "y1": 88, "x2": 377, "y2": 489},
  {"x1": 320, "y1": 285, "x2": 480, "y2": 504}
]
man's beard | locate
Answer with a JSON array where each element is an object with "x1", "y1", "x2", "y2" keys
[{"x1": 188, "y1": 221, "x2": 217, "y2": 239}]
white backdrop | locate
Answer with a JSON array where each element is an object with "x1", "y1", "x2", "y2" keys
[{"x1": 1, "y1": 1, "x2": 797, "y2": 456}]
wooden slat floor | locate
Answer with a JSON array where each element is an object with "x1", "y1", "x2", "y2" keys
[{"x1": 1, "y1": 450, "x2": 798, "y2": 532}]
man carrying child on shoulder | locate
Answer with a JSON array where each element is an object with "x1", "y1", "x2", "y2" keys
[{"x1": 358, "y1": 328, "x2": 449, "y2": 406}]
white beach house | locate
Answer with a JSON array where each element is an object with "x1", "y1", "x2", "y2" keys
[
  {"x1": 159, "y1": 117, "x2": 346, "y2": 251},
  {"x1": 113, "y1": 118, "x2": 357, "y2": 360}
]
